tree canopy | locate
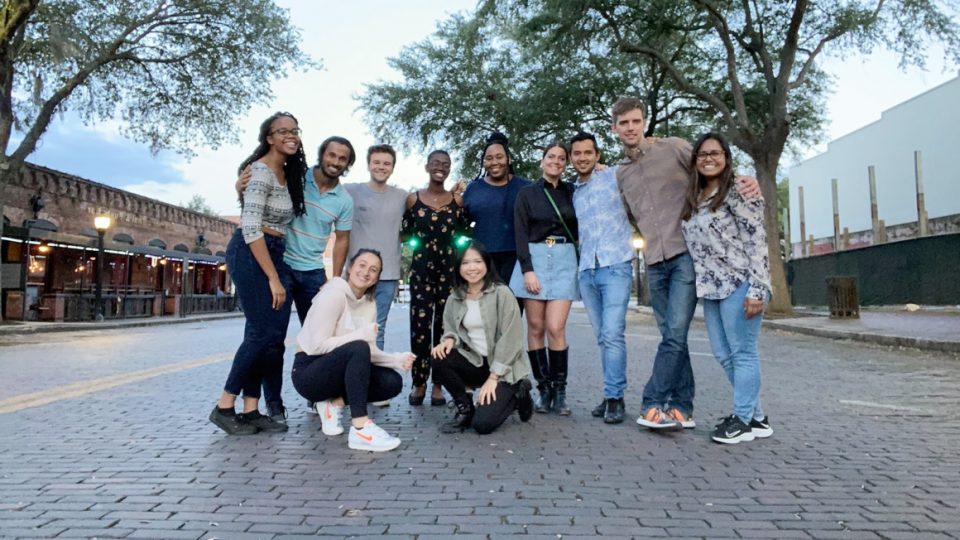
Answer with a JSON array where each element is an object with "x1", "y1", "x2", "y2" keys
[
  {"x1": 0, "y1": 0, "x2": 316, "y2": 177},
  {"x1": 359, "y1": 0, "x2": 959, "y2": 312}
]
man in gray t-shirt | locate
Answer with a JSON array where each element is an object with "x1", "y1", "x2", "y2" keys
[{"x1": 344, "y1": 144, "x2": 409, "y2": 349}]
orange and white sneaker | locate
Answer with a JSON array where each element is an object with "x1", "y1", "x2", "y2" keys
[
  {"x1": 348, "y1": 420, "x2": 401, "y2": 452},
  {"x1": 665, "y1": 407, "x2": 696, "y2": 429},
  {"x1": 636, "y1": 407, "x2": 681, "y2": 430},
  {"x1": 315, "y1": 400, "x2": 344, "y2": 436}
]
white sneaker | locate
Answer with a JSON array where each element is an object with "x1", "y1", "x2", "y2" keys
[
  {"x1": 315, "y1": 400, "x2": 344, "y2": 436},
  {"x1": 348, "y1": 420, "x2": 401, "y2": 452},
  {"x1": 371, "y1": 400, "x2": 390, "y2": 407}
]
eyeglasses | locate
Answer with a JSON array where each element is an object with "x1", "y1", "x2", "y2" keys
[
  {"x1": 695, "y1": 150, "x2": 724, "y2": 161},
  {"x1": 270, "y1": 128, "x2": 302, "y2": 138}
]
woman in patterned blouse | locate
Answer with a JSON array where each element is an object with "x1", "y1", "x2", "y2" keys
[{"x1": 680, "y1": 133, "x2": 773, "y2": 445}]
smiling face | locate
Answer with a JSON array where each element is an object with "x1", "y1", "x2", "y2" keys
[
  {"x1": 612, "y1": 107, "x2": 645, "y2": 149},
  {"x1": 570, "y1": 139, "x2": 600, "y2": 178},
  {"x1": 540, "y1": 145, "x2": 567, "y2": 180},
  {"x1": 319, "y1": 141, "x2": 352, "y2": 179},
  {"x1": 483, "y1": 143, "x2": 509, "y2": 181},
  {"x1": 459, "y1": 247, "x2": 488, "y2": 288},
  {"x1": 266, "y1": 116, "x2": 301, "y2": 156},
  {"x1": 347, "y1": 252, "x2": 382, "y2": 295},
  {"x1": 426, "y1": 152, "x2": 451, "y2": 184},
  {"x1": 368, "y1": 151, "x2": 395, "y2": 184},
  {"x1": 695, "y1": 138, "x2": 727, "y2": 180}
]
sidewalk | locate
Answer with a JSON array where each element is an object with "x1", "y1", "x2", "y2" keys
[
  {"x1": 0, "y1": 310, "x2": 244, "y2": 336},
  {"x1": 625, "y1": 303, "x2": 960, "y2": 354}
]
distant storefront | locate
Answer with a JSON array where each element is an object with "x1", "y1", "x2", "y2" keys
[{"x1": 2, "y1": 163, "x2": 237, "y2": 321}]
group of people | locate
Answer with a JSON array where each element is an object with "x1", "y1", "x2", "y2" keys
[{"x1": 209, "y1": 96, "x2": 774, "y2": 452}]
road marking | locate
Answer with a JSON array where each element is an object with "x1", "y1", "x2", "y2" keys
[
  {"x1": 838, "y1": 399, "x2": 935, "y2": 415},
  {"x1": 0, "y1": 352, "x2": 232, "y2": 414}
]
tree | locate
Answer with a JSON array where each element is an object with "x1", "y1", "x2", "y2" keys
[
  {"x1": 0, "y1": 0, "x2": 316, "y2": 316},
  {"x1": 509, "y1": 0, "x2": 959, "y2": 313},
  {"x1": 358, "y1": 10, "x2": 719, "y2": 180},
  {"x1": 183, "y1": 194, "x2": 217, "y2": 217}
]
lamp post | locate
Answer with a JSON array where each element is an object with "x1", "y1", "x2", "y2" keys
[
  {"x1": 632, "y1": 235, "x2": 646, "y2": 306},
  {"x1": 93, "y1": 215, "x2": 111, "y2": 321}
]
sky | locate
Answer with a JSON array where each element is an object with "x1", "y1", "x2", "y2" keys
[{"x1": 20, "y1": 1, "x2": 959, "y2": 216}]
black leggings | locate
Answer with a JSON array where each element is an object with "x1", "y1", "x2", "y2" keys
[
  {"x1": 291, "y1": 341, "x2": 402, "y2": 419},
  {"x1": 431, "y1": 349, "x2": 518, "y2": 434}
]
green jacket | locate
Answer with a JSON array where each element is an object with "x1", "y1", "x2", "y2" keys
[{"x1": 440, "y1": 283, "x2": 531, "y2": 384}]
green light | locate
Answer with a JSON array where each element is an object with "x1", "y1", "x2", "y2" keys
[
  {"x1": 454, "y1": 235, "x2": 470, "y2": 247},
  {"x1": 407, "y1": 237, "x2": 421, "y2": 249}
]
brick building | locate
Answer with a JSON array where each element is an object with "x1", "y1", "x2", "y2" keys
[{"x1": 2, "y1": 163, "x2": 236, "y2": 321}]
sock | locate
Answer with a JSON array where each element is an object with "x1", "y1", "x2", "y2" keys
[{"x1": 217, "y1": 406, "x2": 235, "y2": 415}]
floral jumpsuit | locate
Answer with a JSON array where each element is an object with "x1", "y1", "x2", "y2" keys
[{"x1": 402, "y1": 193, "x2": 470, "y2": 388}]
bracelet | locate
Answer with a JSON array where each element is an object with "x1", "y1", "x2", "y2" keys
[{"x1": 487, "y1": 374, "x2": 499, "y2": 382}]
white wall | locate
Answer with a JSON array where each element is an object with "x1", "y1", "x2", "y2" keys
[{"x1": 789, "y1": 76, "x2": 960, "y2": 239}]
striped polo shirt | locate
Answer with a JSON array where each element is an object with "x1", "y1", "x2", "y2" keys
[{"x1": 284, "y1": 167, "x2": 354, "y2": 271}]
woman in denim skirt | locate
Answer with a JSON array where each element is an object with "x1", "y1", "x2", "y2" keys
[
  {"x1": 209, "y1": 112, "x2": 307, "y2": 436},
  {"x1": 509, "y1": 142, "x2": 579, "y2": 415}
]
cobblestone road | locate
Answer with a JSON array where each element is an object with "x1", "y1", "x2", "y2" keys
[{"x1": 1, "y1": 306, "x2": 958, "y2": 539}]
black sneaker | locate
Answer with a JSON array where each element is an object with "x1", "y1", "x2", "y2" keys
[
  {"x1": 749, "y1": 416, "x2": 773, "y2": 438},
  {"x1": 240, "y1": 410, "x2": 288, "y2": 433},
  {"x1": 711, "y1": 415, "x2": 754, "y2": 444},
  {"x1": 515, "y1": 380, "x2": 534, "y2": 422},
  {"x1": 209, "y1": 406, "x2": 259, "y2": 436},
  {"x1": 266, "y1": 401, "x2": 288, "y2": 429},
  {"x1": 603, "y1": 398, "x2": 625, "y2": 424},
  {"x1": 591, "y1": 400, "x2": 606, "y2": 418}
]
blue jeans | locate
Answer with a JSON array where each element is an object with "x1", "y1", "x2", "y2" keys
[
  {"x1": 702, "y1": 281, "x2": 764, "y2": 423},
  {"x1": 290, "y1": 268, "x2": 328, "y2": 325},
  {"x1": 373, "y1": 280, "x2": 398, "y2": 350},
  {"x1": 642, "y1": 252, "x2": 698, "y2": 415},
  {"x1": 223, "y1": 230, "x2": 292, "y2": 399},
  {"x1": 579, "y1": 261, "x2": 633, "y2": 399}
]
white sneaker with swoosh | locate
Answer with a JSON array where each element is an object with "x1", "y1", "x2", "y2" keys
[
  {"x1": 348, "y1": 420, "x2": 401, "y2": 452},
  {"x1": 316, "y1": 400, "x2": 344, "y2": 436}
]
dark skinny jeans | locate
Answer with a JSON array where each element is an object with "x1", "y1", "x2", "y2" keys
[
  {"x1": 291, "y1": 341, "x2": 402, "y2": 419},
  {"x1": 431, "y1": 349, "x2": 519, "y2": 434},
  {"x1": 223, "y1": 229, "x2": 292, "y2": 399}
]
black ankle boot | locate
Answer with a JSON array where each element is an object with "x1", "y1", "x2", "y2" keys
[
  {"x1": 549, "y1": 348, "x2": 571, "y2": 416},
  {"x1": 527, "y1": 348, "x2": 552, "y2": 413},
  {"x1": 440, "y1": 395, "x2": 475, "y2": 433}
]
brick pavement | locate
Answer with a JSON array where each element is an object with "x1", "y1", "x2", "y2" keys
[{"x1": 1, "y1": 306, "x2": 958, "y2": 539}]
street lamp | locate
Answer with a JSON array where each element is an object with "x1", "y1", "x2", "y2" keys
[
  {"x1": 632, "y1": 235, "x2": 646, "y2": 306},
  {"x1": 93, "y1": 215, "x2": 111, "y2": 321}
]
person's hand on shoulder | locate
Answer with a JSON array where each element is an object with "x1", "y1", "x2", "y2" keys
[
  {"x1": 236, "y1": 165, "x2": 252, "y2": 196},
  {"x1": 735, "y1": 175, "x2": 762, "y2": 199}
]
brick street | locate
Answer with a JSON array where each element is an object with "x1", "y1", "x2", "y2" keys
[{"x1": 1, "y1": 306, "x2": 958, "y2": 539}]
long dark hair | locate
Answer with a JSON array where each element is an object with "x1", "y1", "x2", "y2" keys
[
  {"x1": 346, "y1": 248, "x2": 383, "y2": 299},
  {"x1": 681, "y1": 132, "x2": 734, "y2": 221},
  {"x1": 452, "y1": 240, "x2": 503, "y2": 292},
  {"x1": 238, "y1": 112, "x2": 307, "y2": 216}
]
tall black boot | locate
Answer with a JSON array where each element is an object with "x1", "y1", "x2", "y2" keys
[
  {"x1": 549, "y1": 348, "x2": 571, "y2": 416},
  {"x1": 440, "y1": 394, "x2": 475, "y2": 434},
  {"x1": 528, "y1": 348, "x2": 553, "y2": 413}
]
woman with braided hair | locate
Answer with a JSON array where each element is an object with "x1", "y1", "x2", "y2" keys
[{"x1": 209, "y1": 112, "x2": 307, "y2": 436}]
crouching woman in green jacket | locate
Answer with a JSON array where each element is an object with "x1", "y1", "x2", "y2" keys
[{"x1": 430, "y1": 241, "x2": 534, "y2": 434}]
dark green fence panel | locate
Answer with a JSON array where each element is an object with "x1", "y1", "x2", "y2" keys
[{"x1": 788, "y1": 233, "x2": 960, "y2": 306}]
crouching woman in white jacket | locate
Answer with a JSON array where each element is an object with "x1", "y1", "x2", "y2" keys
[{"x1": 292, "y1": 249, "x2": 414, "y2": 452}]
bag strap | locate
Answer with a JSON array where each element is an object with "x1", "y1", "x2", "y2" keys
[{"x1": 542, "y1": 186, "x2": 577, "y2": 247}]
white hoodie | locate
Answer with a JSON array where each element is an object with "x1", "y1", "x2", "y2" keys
[{"x1": 296, "y1": 277, "x2": 406, "y2": 369}]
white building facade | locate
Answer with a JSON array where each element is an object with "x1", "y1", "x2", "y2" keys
[{"x1": 788, "y1": 76, "x2": 960, "y2": 257}]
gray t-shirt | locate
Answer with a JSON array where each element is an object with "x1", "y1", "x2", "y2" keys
[{"x1": 344, "y1": 182, "x2": 409, "y2": 280}]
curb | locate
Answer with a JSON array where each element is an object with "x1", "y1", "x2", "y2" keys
[
  {"x1": 629, "y1": 305, "x2": 959, "y2": 354},
  {"x1": 0, "y1": 312, "x2": 246, "y2": 336}
]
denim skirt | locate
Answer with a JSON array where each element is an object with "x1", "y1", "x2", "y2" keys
[{"x1": 509, "y1": 241, "x2": 580, "y2": 300}]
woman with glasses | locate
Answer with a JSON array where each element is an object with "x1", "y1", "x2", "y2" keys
[
  {"x1": 680, "y1": 132, "x2": 773, "y2": 445},
  {"x1": 509, "y1": 142, "x2": 579, "y2": 416},
  {"x1": 402, "y1": 150, "x2": 470, "y2": 407},
  {"x1": 210, "y1": 112, "x2": 307, "y2": 436}
]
